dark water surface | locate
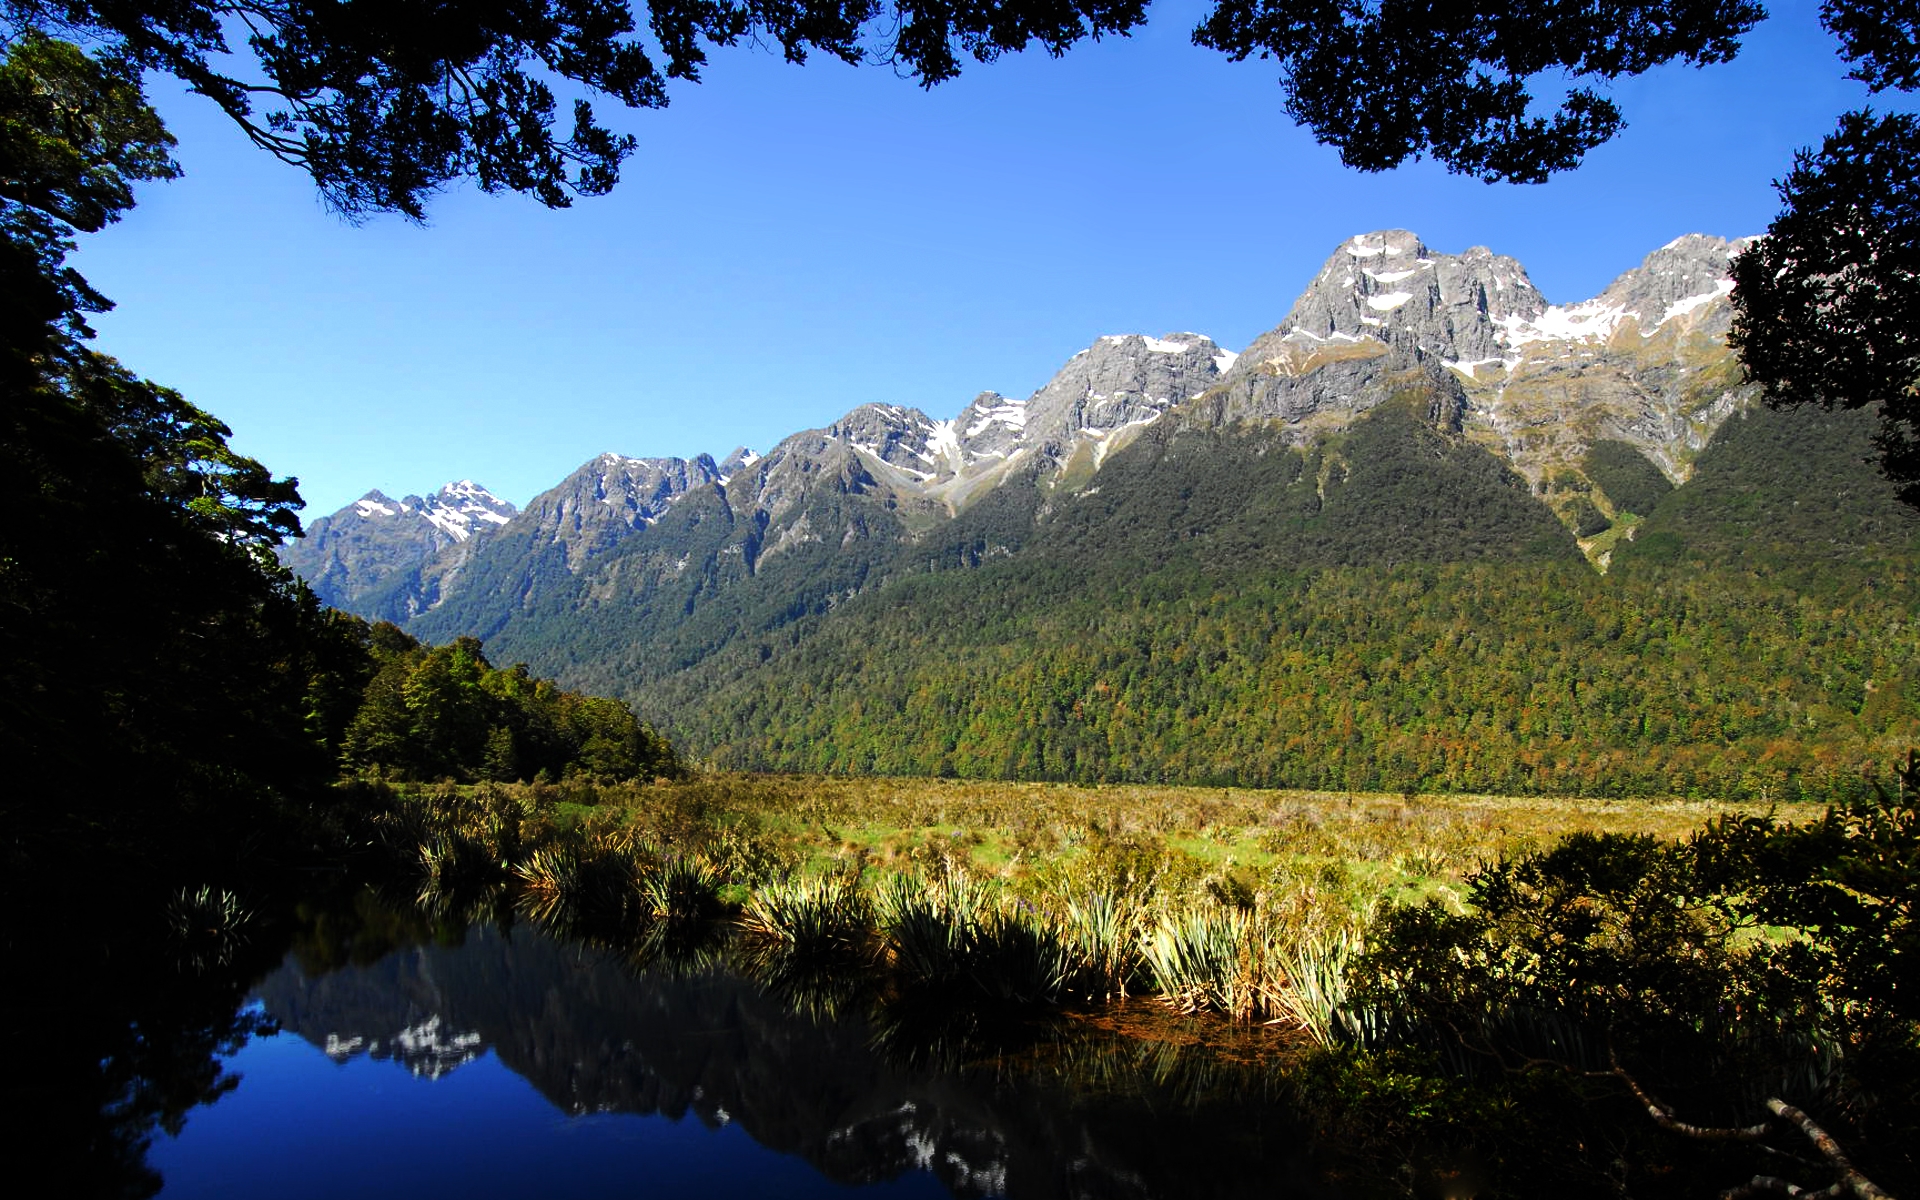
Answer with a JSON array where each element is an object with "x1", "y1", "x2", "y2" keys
[{"x1": 143, "y1": 895, "x2": 1334, "y2": 1199}]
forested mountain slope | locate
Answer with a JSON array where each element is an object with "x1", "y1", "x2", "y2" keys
[
  {"x1": 282, "y1": 232, "x2": 1920, "y2": 800},
  {"x1": 648, "y1": 402, "x2": 1920, "y2": 802}
]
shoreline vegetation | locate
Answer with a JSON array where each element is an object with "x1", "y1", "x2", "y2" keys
[
  {"x1": 13, "y1": 582, "x2": 1905, "y2": 1196},
  {"x1": 277, "y1": 768, "x2": 1909, "y2": 1199},
  {"x1": 328, "y1": 772, "x2": 1827, "y2": 1033}
]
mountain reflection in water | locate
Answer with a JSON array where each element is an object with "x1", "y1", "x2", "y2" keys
[{"x1": 150, "y1": 894, "x2": 1334, "y2": 1199}]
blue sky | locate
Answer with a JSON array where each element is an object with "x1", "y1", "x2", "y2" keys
[{"x1": 74, "y1": 0, "x2": 1912, "y2": 519}]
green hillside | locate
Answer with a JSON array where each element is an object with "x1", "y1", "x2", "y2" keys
[
  {"x1": 379, "y1": 390, "x2": 1920, "y2": 806},
  {"x1": 624, "y1": 401, "x2": 1920, "y2": 803}
]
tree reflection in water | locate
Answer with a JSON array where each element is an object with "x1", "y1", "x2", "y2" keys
[
  {"x1": 63, "y1": 879, "x2": 1320, "y2": 1198},
  {"x1": 8, "y1": 884, "x2": 285, "y2": 1199}
]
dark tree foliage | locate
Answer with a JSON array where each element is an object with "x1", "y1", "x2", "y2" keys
[
  {"x1": 0, "y1": 34, "x2": 176, "y2": 381},
  {"x1": 1731, "y1": 109, "x2": 1920, "y2": 504},
  {"x1": 1824, "y1": 0, "x2": 1920, "y2": 92},
  {"x1": 1568, "y1": 493, "x2": 1611, "y2": 536},
  {"x1": 7, "y1": 0, "x2": 1148, "y2": 219},
  {"x1": 1191, "y1": 0, "x2": 1765, "y2": 182},
  {"x1": 337, "y1": 622, "x2": 680, "y2": 782},
  {"x1": 0, "y1": 35, "x2": 331, "y2": 875},
  {"x1": 4, "y1": 0, "x2": 1845, "y2": 210},
  {"x1": 1726, "y1": 0, "x2": 1920, "y2": 501},
  {"x1": 1616, "y1": 401, "x2": 1920, "y2": 584},
  {"x1": 1581, "y1": 438, "x2": 1673, "y2": 517},
  {"x1": 1346, "y1": 768, "x2": 1920, "y2": 1197}
]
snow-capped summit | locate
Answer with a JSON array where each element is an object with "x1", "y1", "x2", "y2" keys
[
  {"x1": 419, "y1": 480, "x2": 516, "y2": 543},
  {"x1": 279, "y1": 480, "x2": 519, "y2": 617}
]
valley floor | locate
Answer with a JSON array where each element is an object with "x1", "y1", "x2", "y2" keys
[{"x1": 559, "y1": 771, "x2": 1825, "y2": 919}]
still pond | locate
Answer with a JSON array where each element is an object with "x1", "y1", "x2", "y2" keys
[{"x1": 141, "y1": 891, "x2": 1337, "y2": 1199}]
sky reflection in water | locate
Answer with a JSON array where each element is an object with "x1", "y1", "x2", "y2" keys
[
  {"x1": 153, "y1": 1028, "x2": 946, "y2": 1199},
  {"x1": 145, "y1": 905, "x2": 1320, "y2": 1200}
]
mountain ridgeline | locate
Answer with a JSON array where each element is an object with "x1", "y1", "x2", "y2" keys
[{"x1": 284, "y1": 232, "x2": 1920, "y2": 802}]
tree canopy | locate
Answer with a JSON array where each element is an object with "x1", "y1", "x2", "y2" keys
[
  {"x1": 0, "y1": 0, "x2": 1861, "y2": 206},
  {"x1": 1731, "y1": 108, "x2": 1920, "y2": 504},
  {"x1": 0, "y1": 32, "x2": 338, "y2": 869},
  {"x1": 5, "y1": 0, "x2": 1151, "y2": 219}
]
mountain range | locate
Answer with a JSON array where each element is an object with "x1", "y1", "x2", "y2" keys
[{"x1": 280, "y1": 230, "x2": 1920, "y2": 800}]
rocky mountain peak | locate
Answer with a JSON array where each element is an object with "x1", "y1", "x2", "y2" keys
[
  {"x1": 1016, "y1": 331, "x2": 1233, "y2": 463},
  {"x1": 523, "y1": 453, "x2": 723, "y2": 568},
  {"x1": 417, "y1": 480, "x2": 516, "y2": 543},
  {"x1": 339, "y1": 481, "x2": 516, "y2": 543},
  {"x1": 826, "y1": 404, "x2": 942, "y2": 478},
  {"x1": 1236, "y1": 230, "x2": 1548, "y2": 376},
  {"x1": 1481, "y1": 232, "x2": 1751, "y2": 360},
  {"x1": 279, "y1": 481, "x2": 518, "y2": 615},
  {"x1": 1587, "y1": 233, "x2": 1752, "y2": 333},
  {"x1": 774, "y1": 333, "x2": 1234, "y2": 504},
  {"x1": 716, "y1": 446, "x2": 760, "y2": 482},
  {"x1": 351, "y1": 488, "x2": 401, "y2": 518}
]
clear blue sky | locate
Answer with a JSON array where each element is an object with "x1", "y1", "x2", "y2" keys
[{"x1": 72, "y1": 0, "x2": 1914, "y2": 519}]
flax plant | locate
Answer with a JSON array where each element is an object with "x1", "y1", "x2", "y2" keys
[
  {"x1": 740, "y1": 869, "x2": 873, "y2": 962},
  {"x1": 1141, "y1": 905, "x2": 1290, "y2": 1022},
  {"x1": 1271, "y1": 924, "x2": 1364, "y2": 1047},
  {"x1": 1056, "y1": 890, "x2": 1146, "y2": 1001}
]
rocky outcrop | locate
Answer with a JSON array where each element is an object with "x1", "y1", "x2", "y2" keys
[
  {"x1": 287, "y1": 229, "x2": 1759, "y2": 623},
  {"x1": 279, "y1": 480, "x2": 516, "y2": 613}
]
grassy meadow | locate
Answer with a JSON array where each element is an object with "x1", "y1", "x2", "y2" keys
[
  {"x1": 594, "y1": 772, "x2": 1821, "y2": 912},
  {"x1": 346, "y1": 771, "x2": 1824, "y2": 1036}
]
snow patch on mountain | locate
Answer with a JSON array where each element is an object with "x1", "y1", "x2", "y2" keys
[
  {"x1": 1660, "y1": 280, "x2": 1735, "y2": 325},
  {"x1": 1499, "y1": 301, "x2": 1630, "y2": 346},
  {"x1": 965, "y1": 399, "x2": 1028, "y2": 437}
]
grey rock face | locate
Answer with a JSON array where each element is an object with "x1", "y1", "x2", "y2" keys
[
  {"x1": 1212, "y1": 231, "x2": 1552, "y2": 437},
  {"x1": 825, "y1": 405, "x2": 945, "y2": 478},
  {"x1": 517, "y1": 453, "x2": 723, "y2": 570},
  {"x1": 1017, "y1": 333, "x2": 1232, "y2": 464},
  {"x1": 1234, "y1": 230, "x2": 1548, "y2": 375},
  {"x1": 1585, "y1": 233, "x2": 1752, "y2": 336},
  {"x1": 1449, "y1": 233, "x2": 1757, "y2": 492},
  {"x1": 1199, "y1": 228, "x2": 1757, "y2": 502},
  {"x1": 716, "y1": 446, "x2": 761, "y2": 482},
  {"x1": 738, "y1": 332, "x2": 1236, "y2": 523},
  {"x1": 280, "y1": 481, "x2": 516, "y2": 612}
]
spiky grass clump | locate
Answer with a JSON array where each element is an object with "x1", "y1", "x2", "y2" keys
[
  {"x1": 964, "y1": 905, "x2": 1072, "y2": 1005},
  {"x1": 514, "y1": 843, "x2": 642, "y2": 927},
  {"x1": 166, "y1": 884, "x2": 253, "y2": 970},
  {"x1": 642, "y1": 853, "x2": 724, "y2": 927},
  {"x1": 418, "y1": 833, "x2": 500, "y2": 892},
  {"x1": 741, "y1": 870, "x2": 873, "y2": 961},
  {"x1": 1056, "y1": 891, "x2": 1145, "y2": 1001},
  {"x1": 1273, "y1": 924, "x2": 1364, "y2": 1046},
  {"x1": 874, "y1": 868, "x2": 987, "y2": 984},
  {"x1": 1141, "y1": 905, "x2": 1288, "y2": 1023},
  {"x1": 874, "y1": 868, "x2": 1070, "y2": 1005}
]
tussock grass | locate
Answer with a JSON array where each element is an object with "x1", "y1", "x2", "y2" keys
[
  {"x1": 366, "y1": 772, "x2": 1808, "y2": 1035},
  {"x1": 741, "y1": 869, "x2": 872, "y2": 959},
  {"x1": 166, "y1": 884, "x2": 254, "y2": 971}
]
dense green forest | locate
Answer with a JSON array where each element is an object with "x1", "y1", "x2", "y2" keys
[
  {"x1": 465, "y1": 398, "x2": 1920, "y2": 805},
  {"x1": 333, "y1": 621, "x2": 679, "y2": 784},
  {"x1": 654, "y1": 560, "x2": 1916, "y2": 802}
]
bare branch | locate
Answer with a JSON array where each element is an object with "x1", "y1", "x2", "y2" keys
[
  {"x1": 1607, "y1": 1049, "x2": 1773, "y2": 1141},
  {"x1": 1721, "y1": 1176, "x2": 1845, "y2": 1199},
  {"x1": 1764, "y1": 1100, "x2": 1896, "y2": 1200}
]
